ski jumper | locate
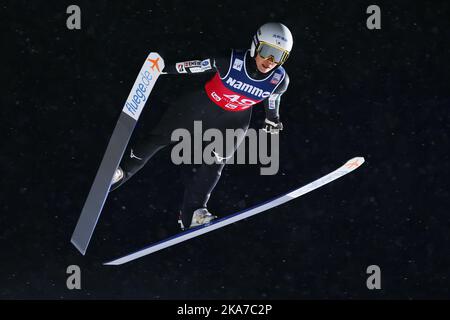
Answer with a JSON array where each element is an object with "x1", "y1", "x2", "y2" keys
[{"x1": 111, "y1": 49, "x2": 290, "y2": 227}]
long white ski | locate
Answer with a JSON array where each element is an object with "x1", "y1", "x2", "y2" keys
[
  {"x1": 71, "y1": 53, "x2": 165, "y2": 255},
  {"x1": 104, "y1": 157, "x2": 365, "y2": 265}
]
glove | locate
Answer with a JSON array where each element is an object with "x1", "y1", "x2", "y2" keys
[{"x1": 263, "y1": 119, "x2": 283, "y2": 134}]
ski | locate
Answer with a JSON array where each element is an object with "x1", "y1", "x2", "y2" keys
[
  {"x1": 104, "y1": 157, "x2": 365, "y2": 265},
  {"x1": 71, "y1": 53, "x2": 165, "y2": 255}
]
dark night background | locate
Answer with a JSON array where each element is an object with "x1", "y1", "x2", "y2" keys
[{"x1": 1, "y1": 0, "x2": 449, "y2": 299}]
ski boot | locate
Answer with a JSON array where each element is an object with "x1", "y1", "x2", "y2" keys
[{"x1": 178, "y1": 208, "x2": 217, "y2": 230}]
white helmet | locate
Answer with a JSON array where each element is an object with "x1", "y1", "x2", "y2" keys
[{"x1": 250, "y1": 22, "x2": 293, "y2": 65}]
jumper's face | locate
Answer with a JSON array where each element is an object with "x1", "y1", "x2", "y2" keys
[{"x1": 255, "y1": 53, "x2": 278, "y2": 73}]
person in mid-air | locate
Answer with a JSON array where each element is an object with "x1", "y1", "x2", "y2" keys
[{"x1": 110, "y1": 22, "x2": 293, "y2": 230}]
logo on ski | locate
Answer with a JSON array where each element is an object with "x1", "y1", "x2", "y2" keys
[
  {"x1": 71, "y1": 53, "x2": 165, "y2": 255},
  {"x1": 170, "y1": 121, "x2": 280, "y2": 175}
]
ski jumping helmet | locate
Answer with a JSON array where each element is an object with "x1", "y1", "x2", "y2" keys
[{"x1": 250, "y1": 22, "x2": 293, "y2": 65}]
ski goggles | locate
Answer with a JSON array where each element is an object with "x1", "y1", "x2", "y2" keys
[{"x1": 256, "y1": 41, "x2": 290, "y2": 65}]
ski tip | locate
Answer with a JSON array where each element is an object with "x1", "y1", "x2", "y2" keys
[
  {"x1": 343, "y1": 157, "x2": 365, "y2": 170},
  {"x1": 103, "y1": 260, "x2": 123, "y2": 266},
  {"x1": 351, "y1": 156, "x2": 365, "y2": 164}
]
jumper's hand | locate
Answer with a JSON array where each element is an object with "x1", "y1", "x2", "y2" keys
[{"x1": 263, "y1": 119, "x2": 283, "y2": 134}]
